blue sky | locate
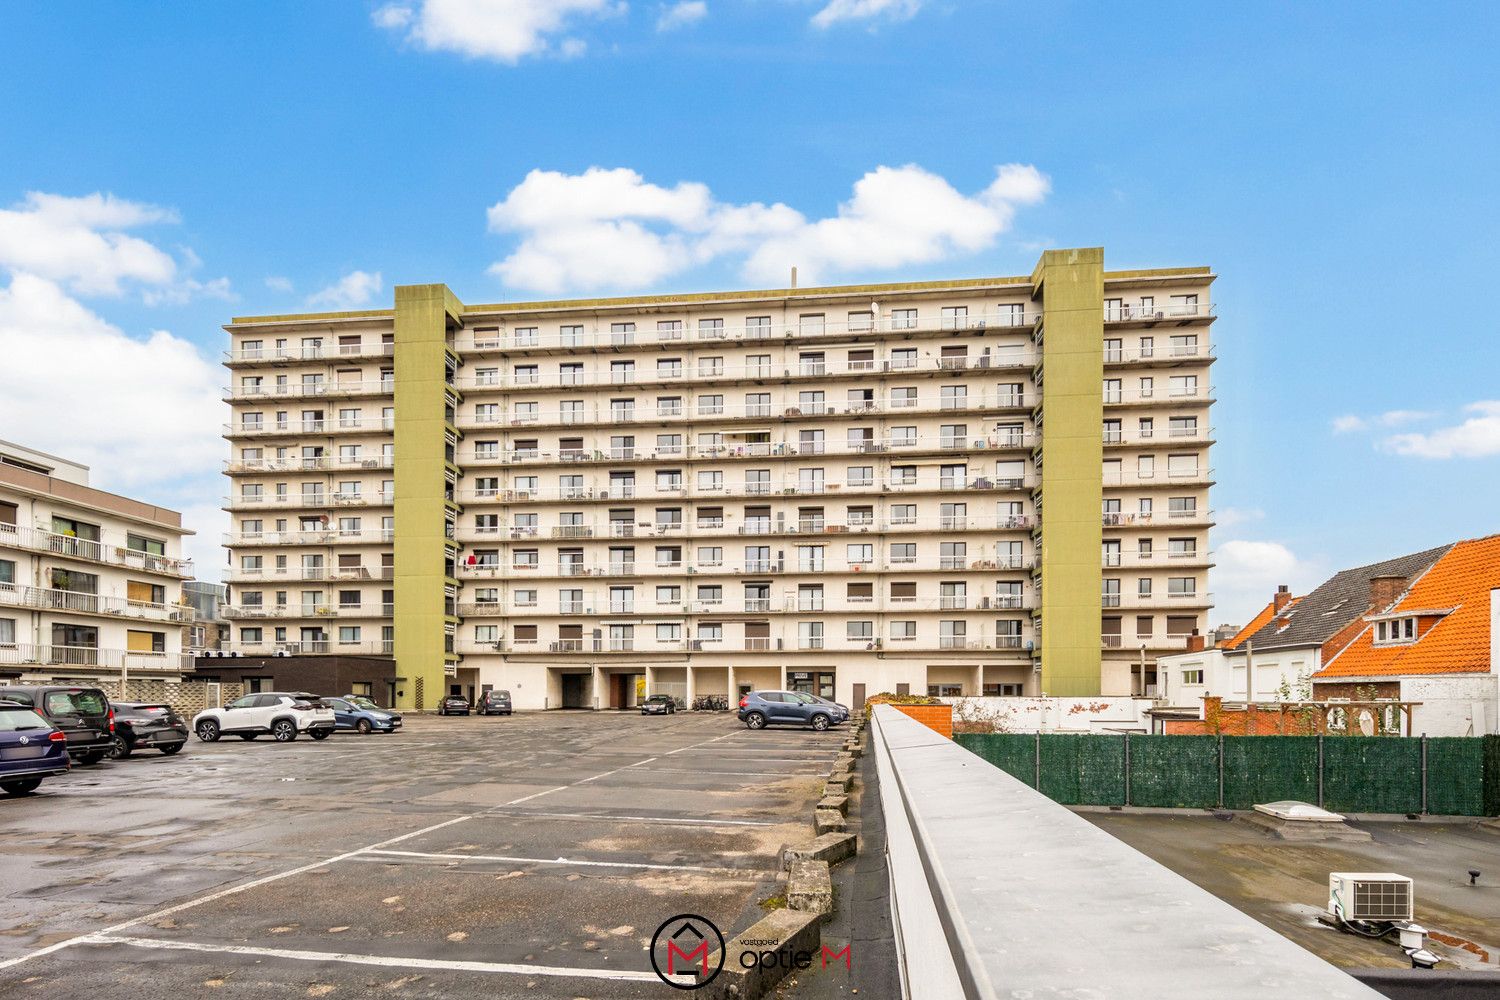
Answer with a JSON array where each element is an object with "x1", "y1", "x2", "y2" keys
[{"x1": 1, "y1": 1, "x2": 1497, "y2": 624}]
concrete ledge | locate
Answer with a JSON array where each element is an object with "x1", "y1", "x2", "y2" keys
[
  {"x1": 783, "y1": 832, "x2": 857, "y2": 870},
  {"x1": 824, "y1": 773, "x2": 853, "y2": 793},
  {"x1": 698, "y1": 907, "x2": 822, "y2": 1000},
  {"x1": 814, "y1": 809, "x2": 847, "y2": 835},
  {"x1": 871, "y1": 705, "x2": 1384, "y2": 999},
  {"x1": 787, "y1": 859, "x2": 833, "y2": 916},
  {"x1": 817, "y1": 794, "x2": 849, "y2": 815}
]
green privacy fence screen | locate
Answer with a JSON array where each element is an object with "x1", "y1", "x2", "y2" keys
[{"x1": 955, "y1": 733, "x2": 1499, "y2": 816}]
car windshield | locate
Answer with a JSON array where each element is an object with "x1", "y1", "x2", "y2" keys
[
  {"x1": 0, "y1": 708, "x2": 50, "y2": 732},
  {"x1": 348, "y1": 697, "x2": 377, "y2": 708},
  {"x1": 44, "y1": 690, "x2": 108, "y2": 716}
]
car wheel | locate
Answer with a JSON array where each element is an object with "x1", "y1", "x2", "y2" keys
[
  {"x1": 356, "y1": 718, "x2": 372, "y2": 734},
  {"x1": 196, "y1": 720, "x2": 220, "y2": 742},
  {"x1": 309, "y1": 729, "x2": 330, "y2": 741},
  {"x1": 745, "y1": 711, "x2": 767, "y2": 730},
  {"x1": 238, "y1": 733, "x2": 257, "y2": 740},
  {"x1": 811, "y1": 714, "x2": 831, "y2": 732},
  {"x1": 159, "y1": 743, "x2": 184, "y2": 755},
  {"x1": 272, "y1": 720, "x2": 297, "y2": 742},
  {"x1": 106, "y1": 735, "x2": 132, "y2": 760},
  {"x1": 1, "y1": 777, "x2": 44, "y2": 796}
]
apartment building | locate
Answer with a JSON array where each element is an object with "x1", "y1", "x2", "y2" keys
[
  {"x1": 0, "y1": 439, "x2": 194, "y2": 685},
  {"x1": 220, "y1": 248, "x2": 1215, "y2": 710}
]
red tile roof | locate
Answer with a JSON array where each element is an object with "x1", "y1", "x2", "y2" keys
[
  {"x1": 1315, "y1": 534, "x2": 1500, "y2": 678},
  {"x1": 1220, "y1": 596, "x2": 1300, "y2": 650}
]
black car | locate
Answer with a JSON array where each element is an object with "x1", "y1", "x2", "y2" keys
[
  {"x1": 107, "y1": 702, "x2": 189, "y2": 759},
  {"x1": 640, "y1": 694, "x2": 676, "y2": 716},
  {"x1": 0, "y1": 685, "x2": 114, "y2": 764},
  {"x1": 477, "y1": 690, "x2": 512, "y2": 716},
  {"x1": 436, "y1": 695, "x2": 471, "y2": 716}
]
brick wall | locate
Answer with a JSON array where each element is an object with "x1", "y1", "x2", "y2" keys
[{"x1": 890, "y1": 703, "x2": 953, "y2": 739}]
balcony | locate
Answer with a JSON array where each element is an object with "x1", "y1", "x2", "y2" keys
[
  {"x1": 0, "y1": 584, "x2": 188, "y2": 623},
  {"x1": 227, "y1": 491, "x2": 395, "y2": 511},
  {"x1": 224, "y1": 529, "x2": 393, "y2": 546},
  {"x1": 225, "y1": 342, "x2": 394, "y2": 365},
  {"x1": 1104, "y1": 343, "x2": 1216, "y2": 366},
  {"x1": 0, "y1": 642, "x2": 194, "y2": 672},
  {"x1": 220, "y1": 603, "x2": 393, "y2": 620},
  {"x1": 225, "y1": 379, "x2": 394, "y2": 401},
  {"x1": 213, "y1": 639, "x2": 395, "y2": 656},
  {"x1": 224, "y1": 455, "x2": 393, "y2": 475},
  {"x1": 0, "y1": 522, "x2": 192, "y2": 578},
  {"x1": 1103, "y1": 386, "x2": 1215, "y2": 407},
  {"x1": 454, "y1": 310, "x2": 1038, "y2": 356},
  {"x1": 1103, "y1": 302, "x2": 1214, "y2": 324},
  {"x1": 1103, "y1": 467, "x2": 1215, "y2": 488},
  {"x1": 1101, "y1": 634, "x2": 1193, "y2": 651},
  {"x1": 223, "y1": 417, "x2": 394, "y2": 438}
]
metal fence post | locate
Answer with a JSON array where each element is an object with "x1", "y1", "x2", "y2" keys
[
  {"x1": 1317, "y1": 735, "x2": 1324, "y2": 808},
  {"x1": 1123, "y1": 732, "x2": 1132, "y2": 807},
  {"x1": 1217, "y1": 734, "x2": 1225, "y2": 809},
  {"x1": 1420, "y1": 735, "x2": 1428, "y2": 814},
  {"x1": 1034, "y1": 730, "x2": 1041, "y2": 790}
]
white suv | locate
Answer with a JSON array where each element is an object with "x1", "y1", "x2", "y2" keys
[{"x1": 193, "y1": 692, "x2": 337, "y2": 743}]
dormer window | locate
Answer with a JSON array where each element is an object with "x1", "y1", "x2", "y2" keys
[{"x1": 1374, "y1": 617, "x2": 1416, "y2": 644}]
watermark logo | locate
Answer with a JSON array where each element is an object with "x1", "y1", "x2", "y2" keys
[{"x1": 650, "y1": 913, "x2": 726, "y2": 990}]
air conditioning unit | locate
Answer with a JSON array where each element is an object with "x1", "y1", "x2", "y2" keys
[{"x1": 1328, "y1": 873, "x2": 1413, "y2": 923}]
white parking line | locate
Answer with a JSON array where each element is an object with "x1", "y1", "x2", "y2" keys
[
  {"x1": 82, "y1": 935, "x2": 683, "y2": 984},
  {"x1": 483, "y1": 809, "x2": 779, "y2": 827},
  {"x1": 365, "y1": 848, "x2": 771, "y2": 875},
  {"x1": 0, "y1": 814, "x2": 474, "y2": 972}
]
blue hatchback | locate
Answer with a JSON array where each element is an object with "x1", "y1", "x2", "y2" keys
[
  {"x1": 737, "y1": 690, "x2": 850, "y2": 731},
  {"x1": 324, "y1": 697, "x2": 402, "y2": 734},
  {"x1": 0, "y1": 703, "x2": 71, "y2": 795}
]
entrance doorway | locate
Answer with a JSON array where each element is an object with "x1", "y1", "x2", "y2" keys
[{"x1": 561, "y1": 673, "x2": 589, "y2": 709}]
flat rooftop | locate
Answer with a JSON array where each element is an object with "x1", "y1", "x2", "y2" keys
[{"x1": 1081, "y1": 810, "x2": 1500, "y2": 972}]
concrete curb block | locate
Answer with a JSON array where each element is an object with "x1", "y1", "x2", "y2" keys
[
  {"x1": 783, "y1": 832, "x2": 858, "y2": 870},
  {"x1": 787, "y1": 858, "x2": 834, "y2": 916},
  {"x1": 824, "y1": 773, "x2": 853, "y2": 793},
  {"x1": 814, "y1": 809, "x2": 848, "y2": 835},
  {"x1": 817, "y1": 794, "x2": 849, "y2": 815},
  {"x1": 698, "y1": 908, "x2": 823, "y2": 1000}
]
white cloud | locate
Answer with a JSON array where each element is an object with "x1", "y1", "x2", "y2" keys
[
  {"x1": 0, "y1": 191, "x2": 230, "y2": 303},
  {"x1": 1211, "y1": 539, "x2": 1323, "y2": 629},
  {"x1": 307, "y1": 270, "x2": 383, "y2": 309},
  {"x1": 1215, "y1": 507, "x2": 1265, "y2": 529},
  {"x1": 657, "y1": 0, "x2": 706, "y2": 30},
  {"x1": 1384, "y1": 401, "x2": 1500, "y2": 459},
  {"x1": 264, "y1": 275, "x2": 294, "y2": 293},
  {"x1": 811, "y1": 0, "x2": 921, "y2": 29},
  {"x1": 373, "y1": 0, "x2": 621, "y2": 63},
  {"x1": 0, "y1": 273, "x2": 225, "y2": 492},
  {"x1": 1331, "y1": 414, "x2": 1366, "y2": 434},
  {"x1": 486, "y1": 163, "x2": 1048, "y2": 294}
]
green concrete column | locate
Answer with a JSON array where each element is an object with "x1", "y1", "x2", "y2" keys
[
  {"x1": 1034, "y1": 249, "x2": 1104, "y2": 696},
  {"x1": 393, "y1": 284, "x2": 462, "y2": 710}
]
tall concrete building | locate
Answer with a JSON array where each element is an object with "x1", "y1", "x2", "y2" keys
[
  {"x1": 220, "y1": 248, "x2": 1215, "y2": 710},
  {"x1": 0, "y1": 439, "x2": 194, "y2": 686}
]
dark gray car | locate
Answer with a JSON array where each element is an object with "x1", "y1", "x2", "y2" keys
[{"x1": 737, "y1": 690, "x2": 849, "y2": 731}]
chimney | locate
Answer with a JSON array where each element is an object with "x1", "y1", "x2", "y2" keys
[
  {"x1": 1186, "y1": 631, "x2": 1206, "y2": 652},
  {"x1": 1273, "y1": 584, "x2": 1293, "y2": 613},
  {"x1": 1369, "y1": 574, "x2": 1406, "y2": 611}
]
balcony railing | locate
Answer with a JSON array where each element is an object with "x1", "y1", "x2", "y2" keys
[
  {"x1": 228, "y1": 491, "x2": 395, "y2": 510},
  {"x1": 211, "y1": 639, "x2": 395, "y2": 656},
  {"x1": 462, "y1": 392, "x2": 1031, "y2": 431},
  {"x1": 225, "y1": 343, "x2": 395, "y2": 364},
  {"x1": 455, "y1": 310, "x2": 1039, "y2": 355},
  {"x1": 0, "y1": 523, "x2": 193, "y2": 577},
  {"x1": 224, "y1": 529, "x2": 394, "y2": 546},
  {"x1": 1104, "y1": 302, "x2": 1214, "y2": 323},
  {"x1": 0, "y1": 583, "x2": 188, "y2": 623},
  {"x1": 226, "y1": 379, "x2": 394, "y2": 401},
  {"x1": 456, "y1": 476, "x2": 1035, "y2": 504},
  {"x1": 224, "y1": 455, "x2": 393, "y2": 474},
  {"x1": 224, "y1": 417, "x2": 394, "y2": 437},
  {"x1": 458, "y1": 434, "x2": 1035, "y2": 469},
  {"x1": 0, "y1": 643, "x2": 194, "y2": 671}
]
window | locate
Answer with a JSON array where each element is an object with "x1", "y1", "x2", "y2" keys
[
  {"x1": 657, "y1": 623, "x2": 681, "y2": 642},
  {"x1": 892, "y1": 308, "x2": 917, "y2": 330},
  {"x1": 798, "y1": 621, "x2": 825, "y2": 649},
  {"x1": 891, "y1": 620, "x2": 916, "y2": 640},
  {"x1": 339, "y1": 626, "x2": 362, "y2": 644},
  {"x1": 1168, "y1": 577, "x2": 1197, "y2": 598},
  {"x1": 1181, "y1": 669, "x2": 1205, "y2": 686},
  {"x1": 890, "y1": 543, "x2": 916, "y2": 564},
  {"x1": 847, "y1": 621, "x2": 874, "y2": 642}
]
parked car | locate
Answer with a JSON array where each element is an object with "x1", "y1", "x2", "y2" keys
[
  {"x1": 640, "y1": 694, "x2": 676, "y2": 716},
  {"x1": 0, "y1": 685, "x2": 114, "y2": 764},
  {"x1": 108, "y1": 702, "x2": 189, "y2": 758},
  {"x1": 324, "y1": 696, "x2": 402, "y2": 734},
  {"x1": 477, "y1": 690, "x2": 513, "y2": 716},
  {"x1": 738, "y1": 690, "x2": 849, "y2": 731},
  {"x1": 0, "y1": 703, "x2": 70, "y2": 795},
  {"x1": 436, "y1": 695, "x2": 471, "y2": 716},
  {"x1": 192, "y1": 692, "x2": 336, "y2": 742}
]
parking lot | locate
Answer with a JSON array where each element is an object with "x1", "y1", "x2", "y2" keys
[{"x1": 0, "y1": 710, "x2": 844, "y2": 998}]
